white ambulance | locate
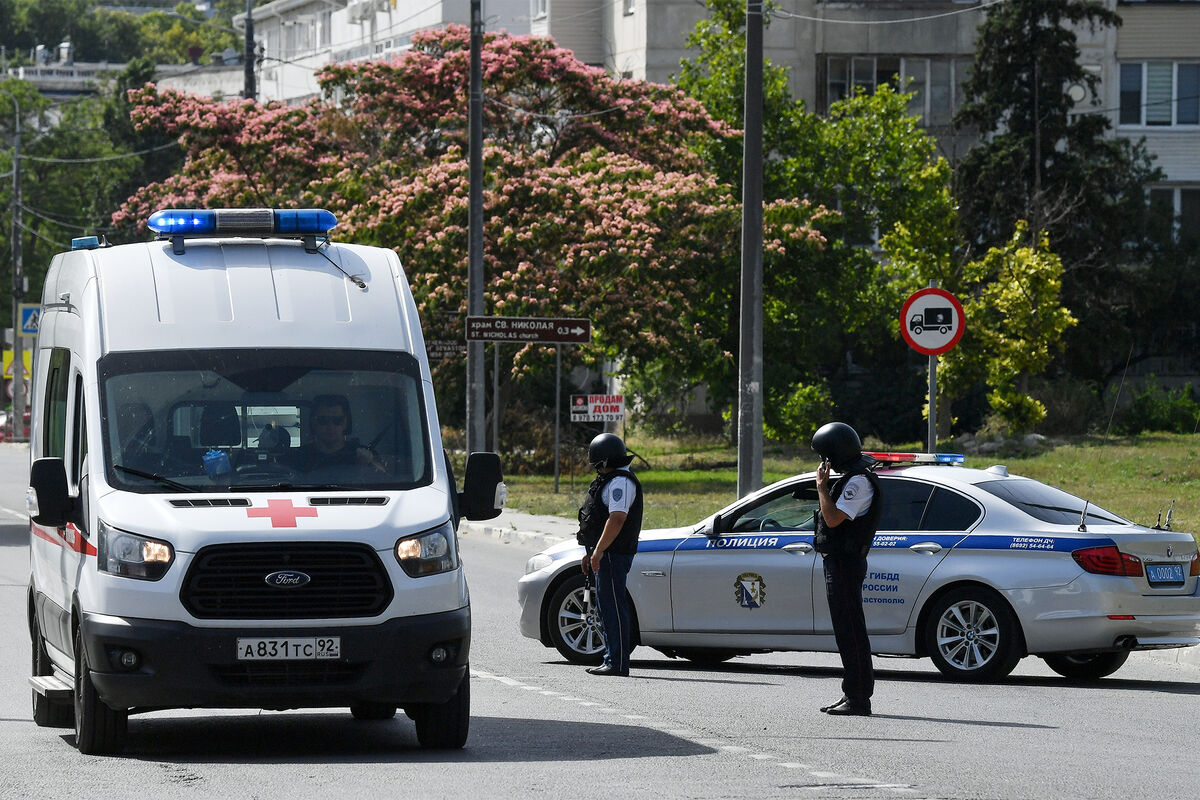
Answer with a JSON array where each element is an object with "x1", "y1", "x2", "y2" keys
[{"x1": 26, "y1": 208, "x2": 504, "y2": 755}]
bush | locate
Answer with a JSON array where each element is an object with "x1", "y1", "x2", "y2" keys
[
  {"x1": 1031, "y1": 376, "x2": 1104, "y2": 435},
  {"x1": 764, "y1": 380, "x2": 835, "y2": 442},
  {"x1": 1109, "y1": 377, "x2": 1200, "y2": 435}
]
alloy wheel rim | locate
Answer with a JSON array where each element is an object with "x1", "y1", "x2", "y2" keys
[
  {"x1": 935, "y1": 600, "x2": 1000, "y2": 670},
  {"x1": 558, "y1": 587, "x2": 605, "y2": 655}
]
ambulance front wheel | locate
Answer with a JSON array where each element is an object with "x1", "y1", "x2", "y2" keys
[
  {"x1": 409, "y1": 670, "x2": 469, "y2": 749},
  {"x1": 73, "y1": 625, "x2": 128, "y2": 755}
]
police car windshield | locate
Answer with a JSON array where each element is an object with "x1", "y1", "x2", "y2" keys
[
  {"x1": 974, "y1": 479, "x2": 1129, "y2": 526},
  {"x1": 99, "y1": 348, "x2": 431, "y2": 493}
]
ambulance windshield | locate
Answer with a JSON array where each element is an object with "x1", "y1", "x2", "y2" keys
[{"x1": 98, "y1": 348, "x2": 431, "y2": 492}]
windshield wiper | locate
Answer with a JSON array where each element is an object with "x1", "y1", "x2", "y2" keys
[
  {"x1": 113, "y1": 465, "x2": 198, "y2": 493},
  {"x1": 237, "y1": 482, "x2": 298, "y2": 491}
]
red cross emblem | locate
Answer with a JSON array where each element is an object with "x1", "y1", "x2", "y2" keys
[{"x1": 246, "y1": 499, "x2": 319, "y2": 528}]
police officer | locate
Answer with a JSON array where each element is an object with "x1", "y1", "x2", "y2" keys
[
  {"x1": 812, "y1": 422, "x2": 882, "y2": 716},
  {"x1": 576, "y1": 433, "x2": 642, "y2": 677}
]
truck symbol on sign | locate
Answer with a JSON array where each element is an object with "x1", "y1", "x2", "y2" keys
[{"x1": 909, "y1": 307, "x2": 953, "y2": 335}]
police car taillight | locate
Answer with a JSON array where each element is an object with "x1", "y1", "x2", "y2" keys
[
  {"x1": 864, "y1": 451, "x2": 965, "y2": 465},
  {"x1": 147, "y1": 208, "x2": 337, "y2": 236},
  {"x1": 1190, "y1": 552, "x2": 1200, "y2": 577},
  {"x1": 1072, "y1": 545, "x2": 1144, "y2": 577}
]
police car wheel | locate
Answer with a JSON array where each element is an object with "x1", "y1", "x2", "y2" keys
[
  {"x1": 1041, "y1": 651, "x2": 1130, "y2": 681},
  {"x1": 546, "y1": 572, "x2": 606, "y2": 666},
  {"x1": 923, "y1": 587, "x2": 1022, "y2": 682},
  {"x1": 73, "y1": 625, "x2": 128, "y2": 755},
  {"x1": 411, "y1": 671, "x2": 469, "y2": 749},
  {"x1": 31, "y1": 615, "x2": 73, "y2": 728}
]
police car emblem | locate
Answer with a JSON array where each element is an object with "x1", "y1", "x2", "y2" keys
[{"x1": 735, "y1": 572, "x2": 766, "y2": 608}]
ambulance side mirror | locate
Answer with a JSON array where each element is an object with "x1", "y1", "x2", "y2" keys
[
  {"x1": 460, "y1": 451, "x2": 505, "y2": 521},
  {"x1": 28, "y1": 457, "x2": 74, "y2": 528}
]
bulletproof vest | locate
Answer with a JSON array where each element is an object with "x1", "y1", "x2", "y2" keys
[
  {"x1": 814, "y1": 467, "x2": 882, "y2": 557},
  {"x1": 576, "y1": 468, "x2": 643, "y2": 554}
]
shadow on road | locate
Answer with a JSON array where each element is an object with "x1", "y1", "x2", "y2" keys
[{"x1": 77, "y1": 713, "x2": 717, "y2": 764}]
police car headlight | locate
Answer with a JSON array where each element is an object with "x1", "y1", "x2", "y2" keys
[
  {"x1": 97, "y1": 519, "x2": 174, "y2": 581},
  {"x1": 395, "y1": 522, "x2": 458, "y2": 577},
  {"x1": 525, "y1": 553, "x2": 554, "y2": 574}
]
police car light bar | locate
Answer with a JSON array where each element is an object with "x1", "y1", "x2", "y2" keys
[
  {"x1": 865, "y1": 451, "x2": 965, "y2": 465},
  {"x1": 147, "y1": 208, "x2": 338, "y2": 237}
]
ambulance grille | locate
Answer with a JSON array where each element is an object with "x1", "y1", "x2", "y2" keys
[
  {"x1": 211, "y1": 661, "x2": 365, "y2": 688},
  {"x1": 181, "y1": 542, "x2": 393, "y2": 619}
]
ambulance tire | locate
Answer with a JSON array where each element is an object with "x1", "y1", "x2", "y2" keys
[
  {"x1": 1042, "y1": 651, "x2": 1130, "y2": 682},
  {"x1": 31, "y1": 616, "x2": 73, "y2": 728},
  {"x1": 73, "y1": 626, "x2": 128, "y2": 755},
  {"x1": 350, "y1": 702, "x2": 397, "y2": 720},
  {"x1": 410, "y1": 671, "x2": 469, "y2": 749},
  {"x1": 923, "y1": 586, "x2": 1023, "y2": 682}
]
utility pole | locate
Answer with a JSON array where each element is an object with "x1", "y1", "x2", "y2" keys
[
  {"x1": 465, "y1": 0, "x2": 485, "y2": 454},
  {"x1": 1, "y1": 89, "x2": 25, "y2": 441},
  {"x1": 244, "y1": 0, "x2": 256, "y2": 100},
  {"x1": 736, "y1": 0, "x2": 764, "y2": 497}
]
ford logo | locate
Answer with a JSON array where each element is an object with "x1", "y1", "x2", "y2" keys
[{"x1": 264, "y1": 570, "x2": 311, "y2": 588}]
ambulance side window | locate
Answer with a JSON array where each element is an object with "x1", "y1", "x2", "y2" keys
[
  {"x1": 72, "y1": 374, "x2": 88, "y2": 486},
  {"x1": 42, "y1": 348, "x2": 71, "y2": 459}
]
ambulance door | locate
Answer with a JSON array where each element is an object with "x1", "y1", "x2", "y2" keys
[{"x1": 29, "y1": 348, "x2": 79, "y2": 654}]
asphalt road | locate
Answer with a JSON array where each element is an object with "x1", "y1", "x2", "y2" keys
[{"x1": 1, "y1": 442, "x2": 1197, "y2": 799}]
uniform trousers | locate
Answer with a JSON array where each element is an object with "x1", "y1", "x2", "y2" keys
[
  {"x1": 822, "y1": 551, "x2": 874, "y2": 703},
  {"x1": 595, "y1": 551, "x2": 635, "y2": 673}
]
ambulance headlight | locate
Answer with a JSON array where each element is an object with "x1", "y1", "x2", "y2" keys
[
  {"x1": 395, "y1": 522, "x2": 457, "y2": 577},
  {"x1": 97, "y1": 520, "x2": 174, "y2": 581}
]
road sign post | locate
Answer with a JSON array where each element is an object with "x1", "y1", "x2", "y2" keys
[
  {"x1": 900, "y1": 287, "x2": 965, "y2": 452},
  {"x1": 465, "y1": 317, "x2": 593, "y2": 491}
]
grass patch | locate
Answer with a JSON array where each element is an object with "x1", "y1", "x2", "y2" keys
[{"x1": 503, "y1": 433, "x2": 1200, "y2": 540}]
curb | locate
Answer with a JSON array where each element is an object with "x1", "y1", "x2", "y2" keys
[{"x1": 460, "y1": 521, "x2": 572, "y2": 551}]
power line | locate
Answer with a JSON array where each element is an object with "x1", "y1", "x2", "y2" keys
[
  {"x1": 772, "y1": 0, "x2": 1003, "y2": 25},
  {"x1": 23, "y1": 139, "x2": 179, "y2": 164}
]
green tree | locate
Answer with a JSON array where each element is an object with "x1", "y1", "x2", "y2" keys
[{"x1": 953, "y1": 0, "x2": 1171, "y2": 388}]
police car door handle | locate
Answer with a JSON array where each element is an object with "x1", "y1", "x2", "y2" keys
[
  {"x1": 641, "y1": 570, "x2": 665, "y2": 577},
  {"x1": 783, "y1": 542, "x2": 813, "y2": 554},
  {"x1": 909, "y1": 542, "x2": 942, "y2": 554}
]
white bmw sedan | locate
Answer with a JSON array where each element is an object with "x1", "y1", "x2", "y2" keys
[{"x1": 516, "y1": 453, "x2": 1200, "y2": 681}]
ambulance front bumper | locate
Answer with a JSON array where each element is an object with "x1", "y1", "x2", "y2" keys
[{"x1": 79, "y1": 607, "x2": 470, "y2": 711}]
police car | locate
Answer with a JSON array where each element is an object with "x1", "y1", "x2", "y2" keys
[{"x1": 516, "y1": 453, "x2": 1200, "y2": 681}]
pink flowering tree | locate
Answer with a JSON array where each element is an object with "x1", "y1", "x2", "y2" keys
[{"x1": 116, "y1": 26, "x2": 828, "y2": 430}]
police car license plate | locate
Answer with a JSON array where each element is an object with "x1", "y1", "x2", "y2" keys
[
  {"x1": 236, "y1": 637, "x2": 341, "y2": 660},
  {"x1": 1145, "y1": 563, "x2": 1184, "y2": 586}
]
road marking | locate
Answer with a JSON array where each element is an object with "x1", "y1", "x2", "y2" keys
[
  {"x1": 471, "y1": 668, "x2": 919, "y2": 795},
  {"x1": 0, "y1": 505, "x2": 26, "y2": 521}
]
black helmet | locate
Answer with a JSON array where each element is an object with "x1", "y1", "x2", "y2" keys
[
  {"x1": 811, "y1": 422, "x2": 865, "y2": 472},
  {"x1": 588, "y1": 433, "x2": 632, "y2": 470}
]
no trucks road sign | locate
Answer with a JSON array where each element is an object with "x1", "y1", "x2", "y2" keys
[{"x1": 900, "y1": 288, "x2": 965, "y2": 356}]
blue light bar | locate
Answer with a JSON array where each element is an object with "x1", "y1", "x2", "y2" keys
[
  {"x1": 71, "y1": 236, "x2": 100, "y2": 250},
  {"x1": 147, "y1": 208, "x2": 337, "y2": 237}
]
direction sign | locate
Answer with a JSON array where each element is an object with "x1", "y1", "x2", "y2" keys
[
  {"x1": 570, "y1": 394, "x2": 625, "y2": 423},
  {"x1": 900, "y1": 288, "x2": 964, "y2": 356},
  {"x1": 19, "y1": 303, "x2": 40, "y2": 337},
  {"x1": 466, "y1": 316, "x2": 591, "y2": 344}
]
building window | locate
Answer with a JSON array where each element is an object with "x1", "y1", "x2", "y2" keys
[
  {"x1": 624, "y1": 0, "x2": 635, "y2": 14},
  {"x1": 319, "y1": 11, "x2": 331, "y2": 49},
  {"x1": 1151, "y1": 186, "x2": 1200, "y2": 244},
  {"x1": 823, "y1": 55, "x2": 970, "y2": 127},
  {"x1": 532, "y1": 0, "x2": 547, "y2": 19},
  {"x1": 1120, "y1": 62, "x2": 1200, "y2": 127}
]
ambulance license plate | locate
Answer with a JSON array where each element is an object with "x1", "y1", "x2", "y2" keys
[
  {"x1": 236, "y1": 637, "x2": 341, "y2": 660},
  {"x1": 1145, "y1": 563, "x2": 1184, "y2": 586}
]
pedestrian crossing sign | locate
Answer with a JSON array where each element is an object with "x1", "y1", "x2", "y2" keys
[{"x1": 19, "y1": 303, "x2": 39, "y2": 337}]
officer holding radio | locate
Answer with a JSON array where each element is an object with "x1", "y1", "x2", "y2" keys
[
  {"x1": 812, "y1": 422, "x2": 882, "y2": 716},
  {"x1": 576, "y1": 433, "x2": 642, "y2": 677}
]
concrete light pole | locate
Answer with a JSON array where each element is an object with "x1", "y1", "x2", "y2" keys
[
  {"x1": 465, "y1": 0, "x2": 485, "y2": 454},
  {"x1": 244, "y1": 0, "x2": 257, "y2": 100},
  {"x1": 1, "y1": 88, "x2": 25, "y2": 441},
  {"x1": 737, "y1": 1, "x2": 764, "y2": 497}
]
